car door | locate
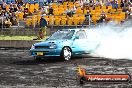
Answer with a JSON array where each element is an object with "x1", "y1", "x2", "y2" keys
[
  {"x1": 71, "y1": 30, "x2": 89, "y2": 54},
  {"x1": 72, "y1": 30, "x2": 99, "y2": 54}
]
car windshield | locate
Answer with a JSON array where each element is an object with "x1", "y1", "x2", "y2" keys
[{"x1": 48, "y1": 30, "x2": 75, "y2": 40}]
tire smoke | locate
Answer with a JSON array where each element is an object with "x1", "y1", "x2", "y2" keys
[{"x1": 87, "y1": 20, "x2": 132, "y2": 59}]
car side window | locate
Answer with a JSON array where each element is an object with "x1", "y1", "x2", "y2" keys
[{"x1": 76, "y1": 30, "x2": 87, "y2": 39}]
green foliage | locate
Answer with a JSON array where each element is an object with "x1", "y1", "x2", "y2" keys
[
  {"x1": 0, "y1": 35, "x2": 49, "y2": 40},
  {"x1": 0, "y1": 35, "x2": 36, "y2": 40}
]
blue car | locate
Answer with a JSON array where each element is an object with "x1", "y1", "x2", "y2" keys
[{"x1": 30, "y1": 29, "x2": 99, "y2": 61}]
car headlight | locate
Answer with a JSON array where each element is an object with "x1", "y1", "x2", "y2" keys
[
  {"x1": 49, "y1": 44, "x2": 57, "y2": 49},
  {"x1": 31, "y1": 45, "x2": 35, "y2": 49}
]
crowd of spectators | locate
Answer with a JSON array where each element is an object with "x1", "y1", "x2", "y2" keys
[
  {"x1": 0, "y1": 0, "x2": 131, "y2": 28},
  {"x1": 0, "y1": 0, "x2": 25, "y2": 28},
  {"x1": 0, "y1": 0, "x2": 39, "y2": 28}
]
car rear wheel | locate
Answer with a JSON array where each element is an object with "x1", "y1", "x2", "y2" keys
[{"x1": 61, "y1": 47, "x2": 72, "y2": 61}]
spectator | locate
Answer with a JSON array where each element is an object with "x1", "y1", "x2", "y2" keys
[
  {"x1": 39, "y1": 0, "x2": 44, "y2": 7},
  {"x1": 10, "y1": 16, "x2": 14, "y2": 25},
  {"x1": 13, "y1": 4, "x2": 18, "y2": 12},
  {"x1": 0, "y1": 11, "x2": 4, "y2": 16},
  {"x1": 40, "y1": 16, "x2": 47, "y2": 29},
  {"x1": 40, "y1": 6, "x2": 48, "y2": 15},
  {"x1": 47, "y1": 0, "x2": 52, "y2": 4},
  {"x1": 77, "y1": 0, "x2": 84, "y2": 7},
  {"x1": 9, "y1": 4, "x2": 14, "y2": 13},
  {"x1": 11, "y1": 0, "x2": 16, "y2": 4},
  {"x1": 44, "y1": 0, "x2": 48, "y2": 5},
  {"x1": 89, "y1": 0, "x2": 95, "y2": 7},
  {"x1": 4, "y1": 18, "x2": 12, "y2": 28},
  {"x1": 84, "y1": 10, "x2": 91, "y2": 25},
  {"x1": 124, "y1": 0, "x2": 131, "y2": 6},
  {"x1": 17, "y1": 0, "x2": 23, "y2": 7},
  {"x1": 58, "y1": 0, "x2": 63, "y2": 3},
  {"x1": 111, "y1": 0, "x2": 118, "y2": 9},
  {"x1": 83, "y1": 0, "x2": 89, "y2": 8},
  {"x1": 44, "y1": 6, "x2": 49, "y2": 14},
  {"x1": 95, "y1": 0, "x2": 102, "y2": 6},
  {"x1": 120, "y1": 0, "x2": 125, "y2": 8},
  {"x1": 9, "y1": 12, "x2": 16, "y2": 25},
  {"x1": 36, "y1": 16, "x2": 47, "y2": 40},
  {"x1": 97, "y1": 11, "x2": 106, "y2": 23},
  {"x1": 2, "y1": 2, "x2": 6, "y2": 11},
  {"x1": 122, "y1": 0, "x2": 132, "y2": 19},
  {"x1": 122, "y1": 0, "x2": 131, "y2": 12},
  {"x1": 23, "y1": 0, "x2": 28, "y2": 3},
  {"x1": 29, "y1": 0, "x2": 35, "y2": 4},
  {"x1": 105, "y1": 0, "x2": 112, "y2": 6},
  {"x1": 13, "y1": 18, "x2": 18, "y2": 25},
  {"x1": 65, "y1": 6, "x2": 74, "y2": 17},
  {"x1": 5, "y1": 11, "x2": 10, "y2": 17},
  {"x1": 48, "y1": 6, "x2": 53, "y2": 15}
]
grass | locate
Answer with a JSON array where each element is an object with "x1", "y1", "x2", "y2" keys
[{"x1": 0, "y1": 35, "x2": 48, "y2": 40}]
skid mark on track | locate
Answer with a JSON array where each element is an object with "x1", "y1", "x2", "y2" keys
[{"x1": 0, "y1": 50, "x2": 132, "y2": 87}]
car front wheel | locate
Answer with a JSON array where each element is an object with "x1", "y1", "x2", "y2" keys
[
  {"x1": 61, "y1": 47, "x2": 72, "y2": 61},
  {"x1": 34, "y1": 57, "x2": 42, "y2": 61}
]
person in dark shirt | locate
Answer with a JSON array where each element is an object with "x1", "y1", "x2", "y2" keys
[
  {"x1": 48, "y1": 6, "x2": 53, "y2": 15},
  {"x1": 13, "y1": 4, "x2": 18, "y2": 12},
  {"x1": 97, "y1": 11, "x2": 106, "y2": 23},
  {"x1": 120, "y1": 0, "x2": 125, "y2": 8},
  {"x1": 34, "y1": 16, "x2": 47, "y2": 40},
  {"x1": 38, "y1": 16, "x2": 47, "y2": 40},
  {"x1": 10, "y1": 4, "x2": 14, "y2": 13}
]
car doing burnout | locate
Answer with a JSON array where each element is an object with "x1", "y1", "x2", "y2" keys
[{"x1": 30, "y1": 29, "x2": 99, "y2": 61}]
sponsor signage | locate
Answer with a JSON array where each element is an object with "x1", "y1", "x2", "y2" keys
[
  {"x1": 83, "y1": 74, "x2": 131, "y2": 83},
  {"x1": 77, "y1": 67, "x2": 131, "y2": 83}
]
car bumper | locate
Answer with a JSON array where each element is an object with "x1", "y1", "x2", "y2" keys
[{"x1": 30, "y1": 48, "x2": 61, "y2": 57}]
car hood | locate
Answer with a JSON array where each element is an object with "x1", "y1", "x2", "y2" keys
[{"x1": 34, "y1": 39, "x2": 70, "y2": 46}]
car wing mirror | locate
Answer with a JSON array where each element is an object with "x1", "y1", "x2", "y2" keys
[
  {"x1": 46, "y1": 38, "x2": 49, "y2": 40},
  {"x1": 73, "y1": 36, "x2": 79, "y2": 40}
]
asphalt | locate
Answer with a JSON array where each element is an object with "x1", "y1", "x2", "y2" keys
[{"x1": 0, "y1": 49, "x2": 132, "y2": 88}]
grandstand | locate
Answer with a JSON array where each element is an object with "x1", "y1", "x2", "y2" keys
[{"x1": 0, "y1": 0, "x2": 131, "y2": 29}]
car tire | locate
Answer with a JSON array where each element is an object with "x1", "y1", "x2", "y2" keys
[
  {"x1": 80, "y1": 76, "x2": 86, "y2": 84},
  {"x1": 61, "y1": 47, "x2": 72, "y2": 61},
  {"x1": 34, "y1": 57, "x2": 42, "y2": 61}
]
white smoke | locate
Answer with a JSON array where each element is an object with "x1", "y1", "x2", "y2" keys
[{"x1": 87, "y1": 20, "x2": 132, "y2": 59}]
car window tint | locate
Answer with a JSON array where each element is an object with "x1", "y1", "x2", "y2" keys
[
  {"x1": 76, "y1": 30, "x2": 87, "y2": 39},
  {"x1": 48, "y1": 30, "x2": 75, "y2": 40},
  {"x1": 62, "y1": 30, "x2": 74, "y2": 39}
]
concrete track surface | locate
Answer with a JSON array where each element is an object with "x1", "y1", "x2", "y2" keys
[{"x1": 0, "y1": 49, "x2": 132, "y2": 88}]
